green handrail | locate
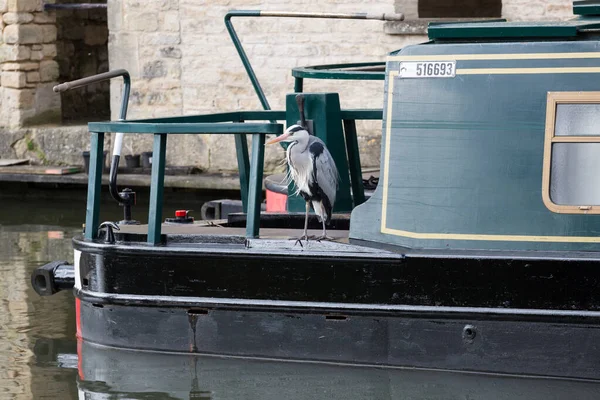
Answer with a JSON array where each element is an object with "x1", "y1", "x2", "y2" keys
[
  {"x1": 224, "y1": 10, "x2": 403, "y2": 111},
  {"x1": 86, "y1": 112, "x2": 284, "y2": 244}
]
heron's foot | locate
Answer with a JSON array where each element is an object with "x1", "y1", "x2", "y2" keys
[
  {"x1": 316, "y1": 235, "x2": 335, "y2": 242},
  {"x1": 292, "y1": 235, "x2": 315, "y2": 247}
]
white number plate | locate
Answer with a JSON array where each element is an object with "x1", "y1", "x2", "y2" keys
[{"x1": 399, "y1": 61, "x2": 456, "y2": 78}]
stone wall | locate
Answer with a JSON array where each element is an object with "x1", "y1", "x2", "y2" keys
[
  {"x1": 502, "y1": 0, "x2": 572, "y2": 20},
  {"x1": 0, "y1": 0, "x2": 60, "y2": 128}
]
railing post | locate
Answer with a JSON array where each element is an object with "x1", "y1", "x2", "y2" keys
[
  {"x1": 246, "y1": 133, "x2": 265, "y2": 238},
  {"x1": 147, "y1": 133, "x2": 167, "y2": 245},
  {"x1": 234, "y1": 133, "x2": 250, "y2": 213},
  {"x1": 294, "y1": 77, "x2": 304, "y2": 93},
  {"x1": 85, "y1": 132, "x2": 105, "y2": 240},
  {"x1": 342, "y1": 119, "x2": 366, "y2": 206}
]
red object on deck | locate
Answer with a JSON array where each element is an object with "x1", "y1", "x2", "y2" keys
[
  {"x1": 266, "y1": 189, "x2": 287, "y2": 212},
  {"x1": 175, "y1": 210, "x2": 187, "y2": 218}
]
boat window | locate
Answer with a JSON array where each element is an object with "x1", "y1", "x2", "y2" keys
[{"x1": 543, "y1": 92, "x2": 600, "y2": 213}]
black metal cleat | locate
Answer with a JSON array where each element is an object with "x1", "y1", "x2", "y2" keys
[{"x1": 99, "y1": 221, "x2": 120, "y2": 244}]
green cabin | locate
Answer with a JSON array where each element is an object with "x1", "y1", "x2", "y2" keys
[{"x1": 351, "y1": 1, "x2": 600, "y2": 252}]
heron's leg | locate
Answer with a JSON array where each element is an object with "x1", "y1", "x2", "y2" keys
[
  {"x1": 304, "y1": 200, "x2": 310, "y2": 237},
  {"x1": 294, "y1": 201, "x2": 312, "y2": 247},
  {"x1": 316, "y1": 215, "x2": 335, "y2": 242}
]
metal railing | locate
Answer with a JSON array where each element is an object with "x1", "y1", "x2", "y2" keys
[{"x1": 224, "y1": 10, "x2": 403, "y2": 110}]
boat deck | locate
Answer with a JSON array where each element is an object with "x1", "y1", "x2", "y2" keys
[{"x1": 118, "y1": 221, "x2": 349, "y2": 242}]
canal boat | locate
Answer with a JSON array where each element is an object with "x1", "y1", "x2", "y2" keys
[{"x1": 32, "y1": 4, "x2": 600, "y2": 380}]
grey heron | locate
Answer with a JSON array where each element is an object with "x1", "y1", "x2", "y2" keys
[{"x1": 266, "y1": 124, "x2": 339, "y2": 243}]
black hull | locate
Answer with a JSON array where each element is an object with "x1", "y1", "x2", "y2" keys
[{"x1": 73, "y1": 236, "x2": 600, "y2": 380}]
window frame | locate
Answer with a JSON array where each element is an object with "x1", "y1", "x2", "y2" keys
[{"x1": 542, "y1": 91, "x2": 600, "y2": 214}]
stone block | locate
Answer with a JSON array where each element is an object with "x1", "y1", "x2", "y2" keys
[
  {"x1": 107, "y1": 32, "x2": 139, "y2": 76},
  {"x1": 26, "y1": 71, "x2": 39, "y2": 82},
  {"x1": 34, "y1": 82, "x2": 61, "y2": 112},
  {"x1": 160, "y1": 10, "x2": 179, "y2": 32},
  {"x1": 0, "y1": 129, "x2": 25, "y2": 158},
  {"x1": 0, "y1": 45, "x2": 31, "y2": 61},
  {"x1": 41, "y1": 24, "x2": 57, "y2": 43},
  {"x1": 3, "y1": 12, "x2": 34, "y2": 24},
  {"x1": 0, "y1": 0, "x2": 7, "y2": 12},
  {"x1": 3, "y1": 23, "x2": 43, "y2": 44},
  {"x1": 159, "y1": 46, "x2": 181, "y2": 58},
  {"x1": 33, "y1": 11, "x2": 55, "y2": 23},
  {"x1": 29, "y1": 49, "x2": 43, "y2": 60},
  {"x1": 39, "y1": 60, "x2": 58, "y2": 81},
  {"x1": 125, "y1": 12, "x2": 158, "y2": 31},
  {"x1": 207, "y1": 135, "x2": 239, "y2": 172},
  {"x1": 30, "y1": 125, "x2": 91, "y2": 166},
  {"x1": 31, "y1": 43, "x2": 41, "y2": 50},
  {"x1": 2, "y1": 61, "x2": 39, "y2": 71},
  {"x1": 84, "y1": 25, "x2": 108, "y2": 46},
  {"x1": 107, "y1": 0, "x2": 122, "y2": 32},
  {"x1": 7, "y1": 0, "x2": 42, "y2": 12},
  {"x1": 158, "y1": 0, "x2": 178, "y2": 11},
  {"x1": 41, "y1": 43, "x2": 56, "y2": 58},
  {"x1": 138, "y1": 32, "x2": 179, "y2": 46},
  {"x1": 1, "y1": 71, "x2": 27, "y2": 88},
  {"x1": 2, "y1": 87, "x2": 35, "y2": 109},
  {"x1": 142, "y1": 60, "x2": 166, "y2": 79},
  {"x1": 166, "y1": 134, "x2": 209, "y2": 169}
]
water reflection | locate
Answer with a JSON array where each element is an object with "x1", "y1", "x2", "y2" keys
[
  {"x1": 0, "y1": 226, "x2": 78, "y2": 399},
  {"x1": 28, "y1": 338, "x2": 600, "y2": 400}
]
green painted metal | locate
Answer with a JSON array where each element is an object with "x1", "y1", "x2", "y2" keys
[
  {"x1": 351, "y1": 40, "x2": 600, "y2": 252},
  {"x1": 234, "y1": 133, "x2": 250, "y2": 213},
  {"x1": 292, "y1": 62, "x2": 385, "y2": 81},
  {"x1": 285, "y1": 93, "x2": 353, "y2": 213},
  {"x1": 147, "y1": 134, "x2": 167, "y2": 245},
  {"x1": 342, "y1": 120, "x2": 365, "y2": 207},
  {"x1": 294, "y1": 77, "x2": 303, "y2": 93},
  {"x1": 339, "y1": 109, "x2": 383, "y2": 120},
  {"x1": 84, "y1": 132, "x2": 105, "y2": 240},
  {"x1": 87, "y1": 121, "x2": 282, "y2": 135},
  {"x1": 574, "y1": 1, "x2": 600, "y2": 15},
  {"x1": 132, "y1": 111, "x2": 286, "y2": 124},
  {"x1": 246, "y1": 133, "x2": 266, "y2": 238},
  {"x1": 85, "y1": 112, "x2": 284, "y2": 243},
  {"x1": 428, "y1": 20, "x2": 600, "y2": 39}
]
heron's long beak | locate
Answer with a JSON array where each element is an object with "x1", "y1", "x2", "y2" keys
[{"x1": 266, "y1": 131, "x2": 291, "y2": 145}]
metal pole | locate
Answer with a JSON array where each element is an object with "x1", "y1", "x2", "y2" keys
[
  {"x1": 224, "y1": 10, "x2": 404, "y2": 111},
  {"x1": 54, "y1": 70, "x2": 132, "y2": 209}
]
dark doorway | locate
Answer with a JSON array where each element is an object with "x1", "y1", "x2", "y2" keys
[{"x1": 54, "y1": 0, "x2": 109, "y2": 123}]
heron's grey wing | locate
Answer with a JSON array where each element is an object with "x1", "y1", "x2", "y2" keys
[{"x1": 309, "y1": 138, "x2": 339, "y2": 206}]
